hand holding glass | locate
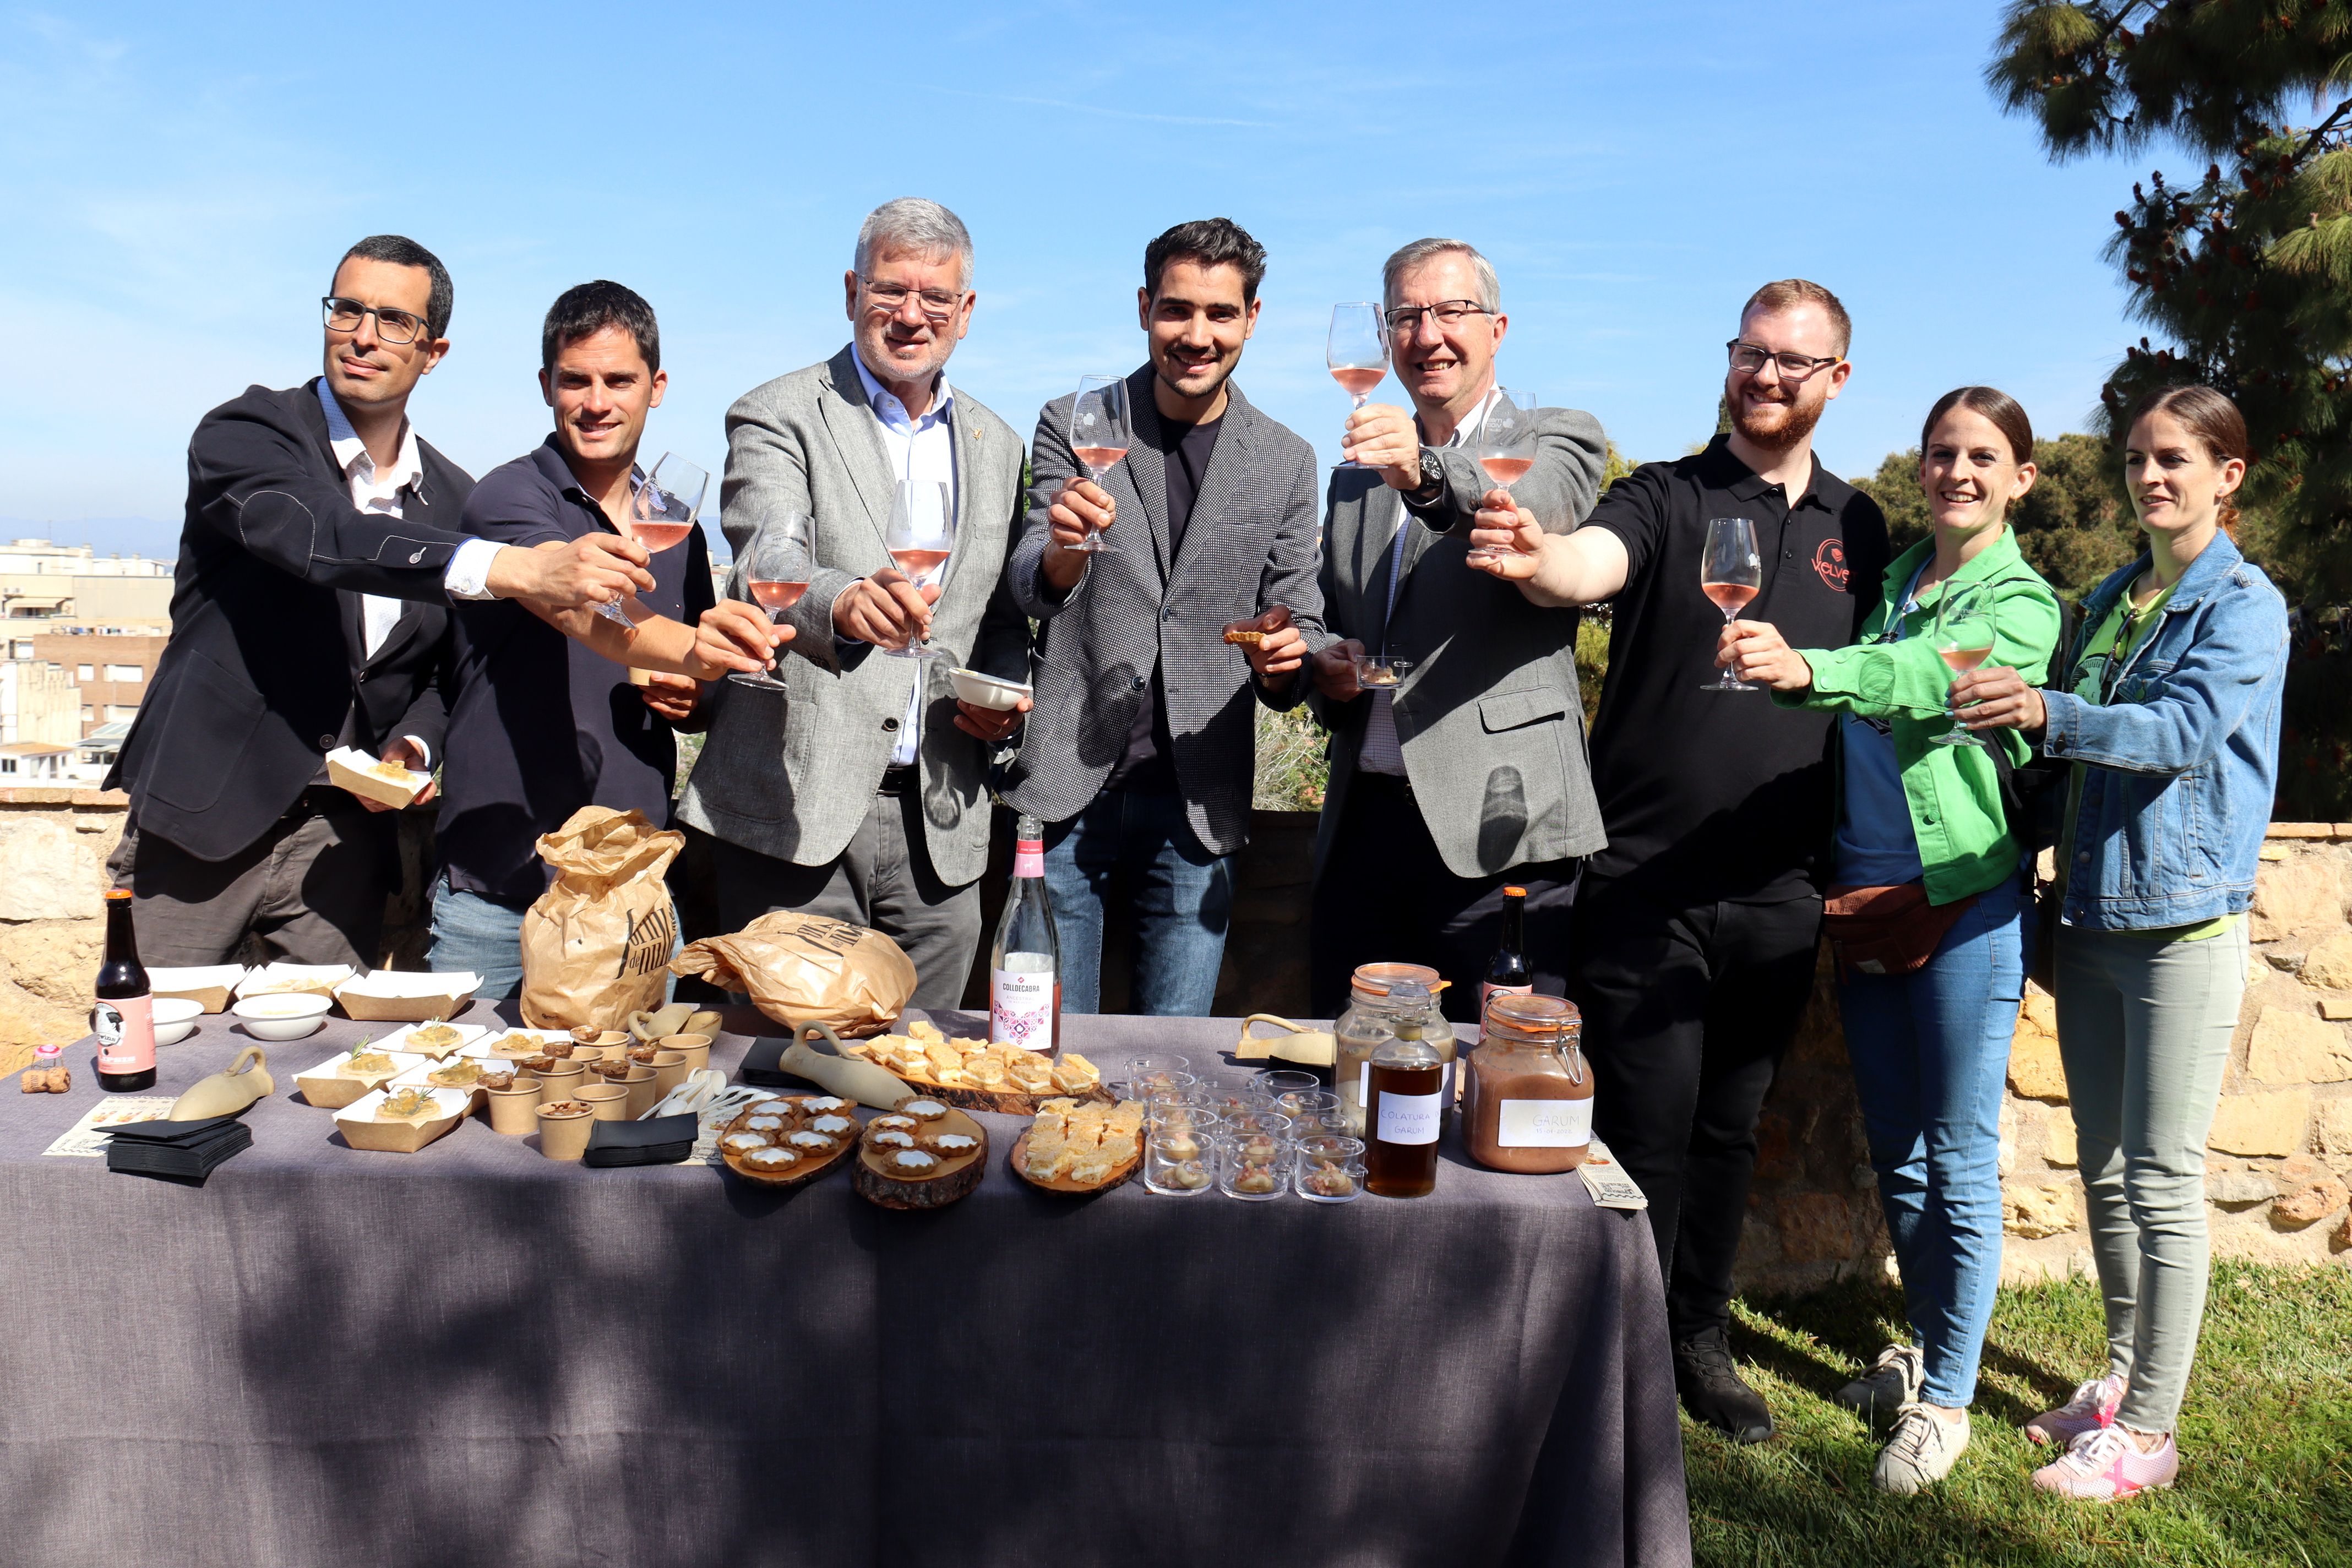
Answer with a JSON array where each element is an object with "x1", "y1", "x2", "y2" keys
[
  {"x1": 1467, "y1": 388, "x2": 1538, "y2": 566},
  {"x1": 597, "y1": 453, "x2": 706, "y2": 626},
  {"x1": 1065, "y1": 376, "x2": 1130, "y2": 554},
  {"x1": 885, "y1": 480, "x2": 954, "y2": 660},
  {"x1": 1931, "y1": 580, "x2": 1997, "y2": 747},
  {"x1": 729, "y1": 510, "x2": 813, "y2": 692},
  {"x1": 1328, "y1": 304, "x2": 1389, "y2": 469},
  {"x1": 1701, "y1": 516, "x2": 1763, "y2": 692}
]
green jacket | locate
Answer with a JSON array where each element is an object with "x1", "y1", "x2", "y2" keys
[{"x1": 1772, "y1": 530, "x2": 2061, "y2": 905}]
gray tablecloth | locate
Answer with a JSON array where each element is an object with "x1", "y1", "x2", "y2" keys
[{"x1": 0, "y1": 1005, "x2": 1690, "y2": 1568}]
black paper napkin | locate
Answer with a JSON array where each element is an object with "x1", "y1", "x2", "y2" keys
[
  {"x1": 734, "y1": 1038, "x2": 792, "y2": 1086},
  {"x1": 107, "y1": 1115, "x2": 252, "y2": 1180},
  {"x1": 584, "y1": 1112, "x2": 698, "y2": 1168}
]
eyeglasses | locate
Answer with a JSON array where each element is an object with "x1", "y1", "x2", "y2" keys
[
  {"x1": 861, "y1": 279, "x2": 966, "y2": 320},
  {"x1": 1726, "y1": 340, "x2": 1842, "y2": 380},
  {"x1": 323, "y1": 297, "x2": 428, "y2": 345},
  {"x1": 1384, "y1": 300, "x2": 1493, "y2": 335}
]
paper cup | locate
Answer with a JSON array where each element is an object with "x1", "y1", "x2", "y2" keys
[
  {"x1": 579, "y1": 1085, "x2": 630, "y2": 1122},
  {"x1": 537, "y1": 1102, "x2": 594, "y2": 1161},
  {"x1": 621, "y1": 1065, "x2": 660, "y2": 1118},
  {"x1": 486, "y1": 1082, "x2": 542, "y2": 1135},
  {"x1": 535, "y1": 1063, "x2": 586, "y2": 1106},
  {"x1": 645, "y1": 1049, "x2": 687, "y2": 1097},
  {"x1": 657, "y1": 1033, "x2": 711, "y2": 1075}
]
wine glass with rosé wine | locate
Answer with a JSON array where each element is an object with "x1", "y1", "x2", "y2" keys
[
  {"x1": 1930, "y1": 579, "x2": 1997, "y2": 747},
  {"x1": 1700, "y1": 515, "x2": 1763, "y2": 691},
  {"x1": 727, "y1": 509, "x2": 813, "y2": 693},
  {"x1": 1064, "y1": 375, "x2": 1131, "y2": 554},
  {"x1": 1466, "y1": 388, "x2": 1539, "y2": 567},
  {"x1": 596, "y1": 452, "x2": 707, "y2": 627},
  {"x1": 1327, "y1": 303, "x2": 1390, "y2": 469},
  {"x1": 884, "y1": 479, "x2": 954, "y2": 660}
]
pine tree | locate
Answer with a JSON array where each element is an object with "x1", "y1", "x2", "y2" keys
[{"x1": 1989, "y1": 2, "x2": 2352, "y2": 595}]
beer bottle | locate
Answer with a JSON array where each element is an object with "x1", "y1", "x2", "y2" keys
[{"x1": 93, "y1": 888, "x2": 156, "y2": 1092}]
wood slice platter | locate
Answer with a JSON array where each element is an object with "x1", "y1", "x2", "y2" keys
[
  {"x1": 718, "y1": 1096, "x2": 862, "y2": 1190},
  {"x1": 867, "y1": 1069, "x2": 1113, "y2": 1117},
  {"x1": 1008, "y1": 1128, "x2": 1140, "y2": 1196},
  {"x1": 854, "y1": 1107, "x2": 988, "y2": 1209}
]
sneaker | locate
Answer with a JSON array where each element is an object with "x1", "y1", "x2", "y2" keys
[
  {"x1": 1872, "y1": 1402, "x2": 1969, "y2": 1495},
  {"x1": 1837, "y1": 1344, "x2": 1925, "y2": 1435},
  {"x1": 2031, "y1": 1424, "x2": 2179, "y2": 1500},
  {"x1": 1673, "y1": 1326, "x2": 1774, "y2": 1444},
  {"x1": 2024, "y1": 1371, "x2": 2127, "y2": 1446}
]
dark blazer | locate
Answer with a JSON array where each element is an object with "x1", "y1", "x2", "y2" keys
[
  {"x1": 1002, "y1": 369, "x2": 1327, "y2": 858},
  {"x1": 107, "y1": 379, "x2": 471, "y2": 862}
]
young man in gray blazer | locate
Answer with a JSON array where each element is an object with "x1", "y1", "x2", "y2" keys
[
  {"x1": 1307, "y1": 238, "x2": 1609, "y2": 1020},
  {"x1": 1003, "y1": 219, "x2": 1325, "y2": 1015},
  {"x1": 677, "y1": 199, "x2": 1031, "y2": 1006}
]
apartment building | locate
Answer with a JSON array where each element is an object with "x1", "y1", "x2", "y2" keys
[
  {"x1": 28, "y1": 630, "x2": 171, "y2": 734},
  {"x1": 0, "y1": 537, "x2": 172, "y2": 625}
]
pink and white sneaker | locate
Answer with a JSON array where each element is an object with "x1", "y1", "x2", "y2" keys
[
  {"x1": 2030, "y1": 1424, "x2": 2178, "y2": 1500},
  {"x1": 2024, "y1": 1372, "x2": 2127, "y2": 1446}
]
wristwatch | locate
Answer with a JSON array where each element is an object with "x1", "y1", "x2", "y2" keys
[{"x1": 1407, "y1": 448, "x2": 1446, "y2": 503}]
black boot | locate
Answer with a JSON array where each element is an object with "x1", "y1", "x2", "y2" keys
[{"x1": 1674, "y1": 1326, "x2": 1774, "y2": 1444}]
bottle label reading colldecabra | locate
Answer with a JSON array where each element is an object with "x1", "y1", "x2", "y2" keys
[{"x1": 990, "y1": 956, "x2": 1054, "y2": 1051}]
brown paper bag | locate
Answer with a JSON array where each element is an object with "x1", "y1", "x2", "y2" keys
[
  {"x1": 520, "y1": 807, "x2": 685, "y2": 1032},
  {"x1": 670, "y1": 911, "x2": 915, "y2": 1036}
]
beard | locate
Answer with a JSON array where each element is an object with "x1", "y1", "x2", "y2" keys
[
  {"x1": 1156, "y1": 348, "x2": 1235, "y2": 405},
  {"x1": 1730, "y1": 385, "x2": 1825, "y2": 453}
]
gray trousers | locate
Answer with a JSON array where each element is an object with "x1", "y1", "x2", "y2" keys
[
  {"x1": 707, "y1": 780, "x2": 982, "y2": 1009},
  {"x1": 2054, "y1": 919, "x2": 2247, "y2": 1433},
  {"x1": 108, "y1": 793, "x2": 394, "y2": 969}
]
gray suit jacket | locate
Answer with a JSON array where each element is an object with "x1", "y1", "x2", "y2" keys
[
  {"x1": 1312, "y1": 404, "x2": 1610, "y2": 883},
  {"x1": 1003, "y1": 369, "x2": 1325, "y2": 858},
  {"x1": 677, "y1": 346, "x2": 1030, "y2": 888}
]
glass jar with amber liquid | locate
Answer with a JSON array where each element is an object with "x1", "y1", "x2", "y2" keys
[
  {"x1": 1333, "y1": 963, "x2": 1455, "y2": 1136},
  {"x1": 1363, "y1": 978, "x2": 1446, "y2": 1198},
  {"x1": 1462, "y1": 993, "x2": 1592, "y2": 1174}
]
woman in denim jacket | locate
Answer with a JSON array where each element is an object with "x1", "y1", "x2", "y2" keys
[{"x1": 1959, "y1": 385, "x2": 2287, "y2": 1501}]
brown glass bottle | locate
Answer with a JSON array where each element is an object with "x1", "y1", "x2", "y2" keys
[
  {"x1": 1364, "y1": 1037, "x2": 1444, "y2": 1198},
  {"x1": 93, "y1": 888, "x2": 156, "y2": 1092}
]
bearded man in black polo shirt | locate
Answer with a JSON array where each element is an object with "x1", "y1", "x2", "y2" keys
[{"x1": 1466, "y1": 279, "x2": 1890, "y2": 1442}]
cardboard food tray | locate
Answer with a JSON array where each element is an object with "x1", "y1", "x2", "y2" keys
[
  {"x1": 365, "y1": 1020, "x2": 488, "y2": 1058},
  {"x1": 148, "y1": 966, "x2": 248, "y2": 1015},
  {"x1": 295, "y1": 1049, "x2": 429, "y2": 1110},
  {"x1": 236, "y1": 963, "x2": 353, "y2": 1000},
  {"x1": 389, "y1": 1055, "x2": 500, "y2": 1108},
  {"x1": 333, "y1": 1085, "x2": 470, "y2": 1152},
  {"x1": 335, "y1": 973, "x2": 484, "y2": 1024},
  {"x1": 1008, "y1": 1128, "x2": 1139, "y2": 1196},
  {"x1": 326, "y1": 747, "x2": 431, "y2": 810},
  {"x1": 465, "y1": 1027, "x2": 572, "y2": 1059}
]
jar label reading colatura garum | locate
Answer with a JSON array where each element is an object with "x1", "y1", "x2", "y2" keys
[
  {"x1": 1497, "y1": 1098, "x2": 1592, "y2": 1149},
  {"x1": 1377, "y1": 1090, "x2": 1441, "y2": 1146}
]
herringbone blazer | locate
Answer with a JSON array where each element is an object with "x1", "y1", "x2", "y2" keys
[
  {"x1": 677, "y1": 346, "x2": 1030, "y2": 888},
  {"x1": 1003, "y1": 368, "x2": 1326, "y2": 858},
  {"x1": 1311, "y1": 404, "x2": 1611, "y2": 883}
]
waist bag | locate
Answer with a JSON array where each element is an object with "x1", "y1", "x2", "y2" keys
[{"x1": 1822, "y1": 882, "x2": 1975, "y2": 978}]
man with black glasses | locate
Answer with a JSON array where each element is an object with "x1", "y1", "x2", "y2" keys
[
  {"x1": 1465, "y1": 280, "x2": 1890, "y2": 1443},
  {"x1": 108, "y1": 235, "x2": 660, "y2": 968}
]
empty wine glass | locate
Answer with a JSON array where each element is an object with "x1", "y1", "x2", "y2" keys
[
  {"x1": 1065, "y1": 375, "x2": 1130, "y2": 554},
  {"x1": 1466, "y1": 388, "x2": 1538, "y2": 567},
  {"x1": 1700, "y1": 516, "x2": 1762, "y2": 691},
  {"x1": 884, "y1": 479, "x2": 954, "y2": 660},
  {"x1": 1931, "y1": 580, "x2": 1997, "y2": 747},
  {"x1": 728, "y1": 510, "x2": 813, "y2": 692},
  {"x1": 1328, "y1": 303, "x2": 1389, "y2": 469},
  {"x1": 596, "y1": 452, "x2": 707, "y2": 626}
]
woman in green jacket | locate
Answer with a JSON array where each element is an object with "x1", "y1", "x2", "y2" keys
[{"x1": 1719, "y1": 386, "x2": 2061, "y2": 1494}]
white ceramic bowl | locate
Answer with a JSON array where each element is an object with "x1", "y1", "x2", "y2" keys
[
  {"x1": 151, "y1": 997, "x2": 205, "y2": 1046},
  {"x1": 949, "y1": 667, "x2": 1033, "y2": 711},
  {"x1": 232, "y1": 992, "x2": 333, "y2": 1041}
]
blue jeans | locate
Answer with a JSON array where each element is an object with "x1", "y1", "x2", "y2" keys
[
  {"x1": 1837, "y1": 874, "x2": 2024, "y2": 1408},
  {"x1": 427, "y1": 876, "x2": 529, "y2": 1001},
  {"x1": 1042, "y1": 791, "x2": 1235, "y2": 1016}
]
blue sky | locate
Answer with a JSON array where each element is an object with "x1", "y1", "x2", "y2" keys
[{"x1": 2, "y1": 2, "x2": 2178, "y2": 553}]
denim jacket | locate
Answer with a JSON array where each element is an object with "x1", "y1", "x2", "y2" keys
[{"x1": 2040, "y1": 532, "x2": 2287, "y2": 930}]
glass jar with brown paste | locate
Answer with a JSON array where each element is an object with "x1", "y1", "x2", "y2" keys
[
  {"x1": 1463, "y1": 993, "x2": 1592, "y2": 1173},
  {"x1": 1334, "y1": 963, "x2": 1454, "y2": 1135}
]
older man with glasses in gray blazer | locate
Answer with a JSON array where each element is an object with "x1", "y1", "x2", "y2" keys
[
  {"x1": 677, "y1": 198, "x2": 1031, "y2": 1005},
  {"x1": 1308, "y1": 237, "x2": 1609, "y2": 1021}
]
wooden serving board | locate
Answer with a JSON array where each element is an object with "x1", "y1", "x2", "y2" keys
[
  {"x1": 1007, "y1": 1128, "x2": 1139, "y2": 1196},
  {"x1": 718, "y1": 1096, "x2": 860, "y2": 1190},
  {"x1": 854, "y1": 1107, "x2": 988, "y2": 1209},
  {"x1": 871, "y1": 1070, "x2": 1113, "y2": 1117}
]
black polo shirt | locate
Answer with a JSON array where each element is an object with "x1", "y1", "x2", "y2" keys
[
  {"x1": 1581, "y1": 434, "x2": 1889, "y2": 904},
  {"x1": 438, "y1": 437, "x2": 717, "y2": 905}
]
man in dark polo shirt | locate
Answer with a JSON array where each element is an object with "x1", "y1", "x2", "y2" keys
[
  {"x1": 1467, "y1": 279, "x2": 1890, "y2": 1443},
  {"x1": 428, "y1": 281, "x2": 777, "y2": 997}
]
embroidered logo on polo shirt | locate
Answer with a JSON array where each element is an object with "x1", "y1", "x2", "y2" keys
[{"x1": 1812, "y1": 538, "x2": 1850, "y2": 592}]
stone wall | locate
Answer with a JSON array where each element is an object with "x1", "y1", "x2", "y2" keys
[{"x1": 0, "y1": 787, "x2": 127, "y2": 1073}]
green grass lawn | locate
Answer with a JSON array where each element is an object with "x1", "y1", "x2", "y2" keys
[{"x1": 1689, "y1": 1262, "x2": 2352, "y2": 1567}]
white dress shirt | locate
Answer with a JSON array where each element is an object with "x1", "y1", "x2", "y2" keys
[
  {"x1": 849, "y1": 350, "x2": 960, "y2": 766},
  {"x1": 1358, "y1": 386, "x2": 1501, "y2": 776}
]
